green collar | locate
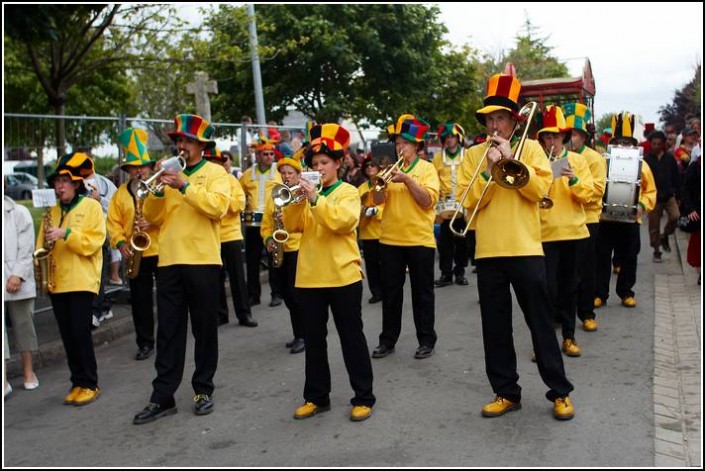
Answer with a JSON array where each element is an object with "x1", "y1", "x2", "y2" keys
[
  {"x1": 577, "y1": 144, "x2": 586, "y2": 154},
  {"x1": 402, "y1": 157, "x2": 420, "y2": 173},
  {"x1": 184, "y1": 159, "x2": 206, "y2": 176},
  {"x1": 559, "y1": 148, "x2": 568, "y2": 159},
  {"x1": 446, "y1": 147, "x2": 461, "y2": 158},
  {"x1": 61, "y1": 194, "x2": 84, "y2": 213},
  {"x1": 320, "y1": 179, "x2": 343, "y2": 197}
]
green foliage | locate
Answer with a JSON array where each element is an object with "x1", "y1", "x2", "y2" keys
[{"x1": 659, "y1": 63, "x2": 701, "y2": 131}]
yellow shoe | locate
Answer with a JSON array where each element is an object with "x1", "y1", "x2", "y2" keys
[
  {"x1": 73, "y1": 387, "x2": 101, "y2": 406},
  {"x1": 553, "y1": 397, "x2": 575, "y2": 420},
  {"x1": 593, "y1": 297, "x2": 604, "y2": 309},
  {"x1": 582, "y1": 318, "x2": 598, "y2": 332},
  {"x1": 350, "y1": 405, "x2": 373, "y2": 422},
  {"x1": 63, "y1": 387, "x2": 82, "y2": 405},
  {"x1": 293, "y1": 402, "x2": 330, "y2": 420},
  {"x1": 621, "y1": 296, "x2": 637, "y2": 308},
  {"x1": 481, "y1": 396, "x2": 521, "y2": 417},
  {"x1": 613, "y1": 265, "x2": 621, "y2": 274},
  {"x1": 562, "y1": 339, "x2": 582, "y2": 357}
]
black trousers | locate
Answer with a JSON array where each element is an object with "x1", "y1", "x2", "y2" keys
[
  {"x1": 50, "y1": 291, "x2": 98, "y2": 389},
  {"x1": 476, "y1": 256, "x2": 573, "y2": 403},
  {"x1": 298, "y1": 281, "x2": 375, "y2": 407},
  {"x1": 91, "y1": 239, "x2": 112, "y2": 315},
  {"x1": 467, "y1": 230, "x2": 477, "y2": 266},
  {"x1": 378, "y1": 244, "x2": 437, "y2": 349},
  {"x1": 361, "y1": 239, "x2": 382, "y2": 299},
  {"x1": 150, "y1": 264, "x2": 221, "y2": 407},
  {"x1": 245, "y1": 226, "x2": 281, "y2": 301},
  {"x1": 218, "y1": 240, "x2": 251, "y2": 323},
  {"x1": 543, "y1": 240, "x2": 582, "y2": 340},
  {"x1": 596, "y1": 221, "x2": 641, "y2": 301},
  {"x1": 129, "y1": 255, "x2": 158, "y2": 350},
  {"x1": 438, "y1": 219, "x2": 468, "y2": 277},
  {"x1": 281, "y1": 251, "x2": 304, "y2": 339},
  {"x1": 576, "y1": 223, "x2": 599, "y2": 321}
]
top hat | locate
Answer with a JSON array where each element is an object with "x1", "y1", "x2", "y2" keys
[
  {"x1": 118, "y1": 128, "x2": 153, "y2": 171},
  {"x1": 437, "y1": 122, "x2": 466, "y2": 144},
  {"x1": 203, "y1": 146, "x2": 225, "y2": 162},
  {"x1": 537, "y1": 105, "x2": 571, "y2": 143},
  {"x1": 475, "y1": 74, "x2": 523, "y2": 125},
  {"x1": 304, "y1": 123, "x2": 350, "y2": 168},
  {"x1": 167, "y1": 114, "x2": 216, "y2": 149},
  {"x1": 387, "y1": 115, "x2": 430, "y2": 145},
  {"x1": 563, "y1": 102, "x2": 592, "y2": 136}
]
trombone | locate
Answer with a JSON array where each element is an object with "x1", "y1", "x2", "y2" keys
[
  {"x1": 135, "y1": 152, "x2": 187, "y2": 199},
  {"x1": 539, "y1": 145, "x2": 555, "y2": 209},
  {"x1": 449, "y1": 101, "x2": 539, "y2": 237},
  {"x1": 371, "y1": 151, "x2": 405, "y2": 192}
]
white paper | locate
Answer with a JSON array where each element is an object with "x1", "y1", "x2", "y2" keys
[
  {"x1": 551, "y1": 158, "x2": 571, "y2": 178},
  {"x1": 31, "y1": 189, "x2": 56, "y2": 208}
]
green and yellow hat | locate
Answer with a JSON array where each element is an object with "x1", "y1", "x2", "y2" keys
[
  {"x1": 563, "y1": 102, "x2": 591, "y2": 135},
  {"x1": 117, "y1": 128, "x2": 153, "y2": 171}
]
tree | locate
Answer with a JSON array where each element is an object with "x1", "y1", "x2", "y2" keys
[{"x1": 659, "y1": 63, "x2": 701, "y2": 132}]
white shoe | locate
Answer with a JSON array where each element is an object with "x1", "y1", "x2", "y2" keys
[
  {"x1": 102, "y1": 310, "x2": 114, "y2": 320},
  {"x1": 4, "y1": 383, "x2": 12, "y2": 397},
  {"x1": 24, "y1": 374, "x2": 39, "y2": 391},
  {"x1": 92, "y1": 315, "x2": 102, "y2": 328}
]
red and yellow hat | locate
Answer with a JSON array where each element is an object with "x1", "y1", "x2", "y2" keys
[
  {"x1": 537, "y1": 105, "x2": 571, "y2": 143},
  {"x1": 167, "y1": 114, "x2": 216, "y2": 149},
  {"x1": 304, "y1": 123, "x2": 350, "y2": 168},
  {"x1": 475, "y1": 74, "x2": 522, "y2": 125},
  {"x1": 610, "y1": 112, "x2": 638, "y2": 146},
  {"x1": 253, "y1": 131, "x2": 277, "y2": 152}
]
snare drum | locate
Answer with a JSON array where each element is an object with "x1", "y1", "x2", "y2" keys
[
  {"x1": 600, "y1": 145, "x2": 642, "y2": 223},
  {"x1": 241, "y1": 211, "x2": 264, "y2": 227},
  {"x1": 435, "y1": 199, "x2": 464, "y2": 221}
]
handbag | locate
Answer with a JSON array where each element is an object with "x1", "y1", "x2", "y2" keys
[{"x1": 677, "y1": 209, "x2": 701, "y2": 233}]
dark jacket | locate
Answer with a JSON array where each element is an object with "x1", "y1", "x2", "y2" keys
[
  {"x1": 680, "y1": 160, "x2": 701, "y2": 216},
  {"x1": 644, "y1": 152, "x2": 680, "y2": 203}
]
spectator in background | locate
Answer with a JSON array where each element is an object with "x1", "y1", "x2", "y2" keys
[
  {"x1": 342, "y1": 150, "x2": 366, "y2": 187},
  {"x1": 665, "y1": 132, "x2": 678, "y2": 154},
  {"x1": 639, "y1": 123, "x2": 655, "y2": 156},
  {"x1": 681, "y1": 156, "x2": 701, "y2": 284},
  {"x1": 675, "y1": 127, "x2": 698, "y2": 176}
]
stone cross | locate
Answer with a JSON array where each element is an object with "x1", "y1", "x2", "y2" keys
[{"x1": 186, "y1": 71, "x2": 218, "y2": 121}]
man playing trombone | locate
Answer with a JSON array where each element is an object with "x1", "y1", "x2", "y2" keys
[{"x1": 456, "y1": 74, "x2": 575, "y2": 420}]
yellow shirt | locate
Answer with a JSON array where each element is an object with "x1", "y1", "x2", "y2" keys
[
  {"x1": 432, "y1": 147, "x2": 464, "y2": 199},
  {"x1": 221, "y1": 174, "x2": 246, "y2": 243},
  {"x1": 539, "y1": 150, "x2": 592, "y2": 242},
  {"x1": 261, "y1": 192, "x2": 302, "y2": 252},
  {"x1": 637, "y1": 162, "x2": 657, "y2": 224},
  {"x1": 143, "y1": 159, "x2": 229, "y2": 266},
  {"x1": 576, "y1": 145, "x2": 607, "y2": 223},
  {"x1": 379, "y1": 157, "x2": 440, "y2": 248},
  {"x1": 107, "y1": 183, "x2": 160, "y2": 257},
  {"x1": 36, "y1": 196, "x2": 106, "y2": 294},
  {"x1": 239, "y1": 164, "x2": 282, "y2": 213},
  {"x1": 282, "y1": 181, "x2": 362, "y2": 288},
  {"x1": 458, "y1": 139, "x2": 552, "y2": 259},
  {"x1": 358, "y1": 180, "x2": 384, "y2": 240}
]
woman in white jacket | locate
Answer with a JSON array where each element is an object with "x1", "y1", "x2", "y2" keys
[{"x1": 4, "y1": 195, "x2": 39, "y2": 394}]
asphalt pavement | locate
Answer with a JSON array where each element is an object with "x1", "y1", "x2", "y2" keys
[{"x1": 3, "y1": 225, "x2": 701, "y2": 467}]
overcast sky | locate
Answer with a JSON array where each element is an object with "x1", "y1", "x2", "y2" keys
[{"x1": 180, "y1": 2, "x2": 702, "y2": 128}]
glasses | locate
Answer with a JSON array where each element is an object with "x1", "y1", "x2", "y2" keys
[{"x1": 262, "y1": 152, "x2": 276, "y2": 157}]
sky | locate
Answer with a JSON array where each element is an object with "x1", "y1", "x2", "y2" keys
[{"x1": 179, "y1": 2, "x2": 702, "y2": 128}]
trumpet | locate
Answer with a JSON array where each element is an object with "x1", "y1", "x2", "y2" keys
[
  {"x1": 271, "y1": 183, "x2": 307, "y2": 207},
  {"x1": 371, "y1": 151, "x2": 405, "y2": 192},
  {"x1": 539, "y1": 145, "x2": 555, "y2": 209},
  {"x1": 34, "y1": 207, "x2": 56, "y2": 294},
  {"x1": 450, "y1": 101, "x2": 539, "y2": 237},
  {"x1": 135, "y1": 152, "x2": 187, "y2": 199}
]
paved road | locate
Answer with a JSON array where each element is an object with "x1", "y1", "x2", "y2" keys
[{"x1": 3, "y1": 226, "x2": 700, "y2": 466}]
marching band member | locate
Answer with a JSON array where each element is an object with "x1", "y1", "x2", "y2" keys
[
  {"x1": 595, "y1": 112, "x2": 656, "y2": 309},
  {"x1": 433, "y1": 121, "x2": 470, "y2": 287},
  {"x1": 107, "y1": 128, "x2": 159, "y2": 361},
  {"x1": 282, "y1": 123, "x2": 375, "y2": 422},
  {"x1": 133, "y1": 114, "x2": 229, "y2": 424},
  {"x1": 203, "y1": 146, "x2": 257, "y2": 328},
  {"x1": 371, "y1": 115, "x2": 440, "y2": 360},
  {"x1": 239, "y1": 133, "x2": 283, "y2": 307},
  {"x1": 358, "y1": 155, "x2": 385, "y2": 304},
  {"x1": 536, "y1": 105, "x2": 593, "y2": 357},
  {"x1": 564, "y1": 103, "x2": 607, "y2": 332},
  {"x1": 457, "y1": 74, "x2": 575, "y2": 420},
  {"x1": 261, "y1": 148, "x2": 305, "y2": 353},
  {"x1": 37, "y1": 153, "x2": 106, "y2": 406}
]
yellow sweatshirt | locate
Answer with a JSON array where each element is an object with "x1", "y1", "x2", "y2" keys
[
  {"x1": 457, "y1": 139, "x2": 552, "y2": 259},
  {"x1": 239, "y1": 164, "x2": 282, "y2": 213},
  {"x1": 539, "y1": 149, "x2": 592, "y2": 242},
  {"x1": 282, "y1": 181, "x2": 362, "y2": 288},
  {"x1": 432, "y1": 147, "x2": 464, "y2": 199},
  {"x1": 107, "y1": 182, "x2": 160, "y2": 257},
  {"x1": 576, "y1": 145, "x2": 607, "y2": 223},
  {"x1": 36, "y1": 196, "x2": 106, "y2": 294},
  {"x1": 358, "y1": 180, "x2": 384, "y2": 240},
  {"x1": 261, "y1": 192, "x2": 302, "y2": 252},
  {"x1": 143, "y1": 159, "x2": 229, "y2": 266},
  {"x1": 379, "y1": 157, "x2": 440, "y2": 248},
  {"x1": 221, "y1": 174, "x2": 246, "y2": 243},
  {"x1": 637, "y1": 162, "x2": 657, "y2": 224}
]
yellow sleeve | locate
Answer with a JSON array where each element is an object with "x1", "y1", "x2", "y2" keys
[
  {"x1": 229, "y1": 175, "x2": 246, "y2": 216},
  {"x1": 311, "y1": 185, "x2": 360, "y2": 235},
  {"x1": 639, "y1": 162, "x2": 657, "y2": 212},
  {"x1": 515, "y1": 140, "x2": 552, "y2": 203},
  {"x1": 107, "y1": 185, "x2": 130, "y2": 248},
  {"x1": 182, "y1": 164, "x2": 230, "y2": 220},
  {"x1": 281, "y1": 199, "x2": 306, "y2": 233},
  {"x1": 260, "y1": 196, "x2": 275, "y2": 243},
  {"x1": 143, "y1": 192, "x2": 166, "y2": 227},
  {"x1": 566, "y1": 153, "x2": 594, "y2": 205}
]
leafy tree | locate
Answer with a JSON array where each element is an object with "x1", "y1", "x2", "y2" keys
[{"x1": 659, "y1": 63, "x2": 701, "y2": 132}]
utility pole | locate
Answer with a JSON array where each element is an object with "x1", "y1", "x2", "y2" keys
[{"x1": 247, "y1": 4, "x2": 266, "y2": 126}]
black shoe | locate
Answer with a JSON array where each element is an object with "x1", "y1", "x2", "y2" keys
[
  {"x1": 471, "y1": 267, "x2": 477, "y2": 273},
  {"x1": 133, "y1": 403, "x2": 177, "y2": 425},
  {"x1": 661, "y1": 236, "x2": 671, "y2": 253},
  {"x1": 290, "y1": 338, "x2": 305, "y2": 354},
  {"x1": 285, "y1": 338, "x2": 296, "y2": 348},
  {"x1": 455, "y1": 276, "x2": 469, "y2": 286},
  {"x1": 414, "y1": 345, "x2": 434, "y2": 359},
  {"x1": 371, "y1": 344, "x2": 394, "y2": 359},
  {"x1": 193, "y1": 394, "x2": 214, "y2": 416},
  {"x1": 269, "y1": 296, "x2": 283, "y2": 307},
  {"x1": 135, "y1": 346, "x2": 154, "y2": 361},
  {"x1": 249, "y1": 297, "x2": 261, "y2": 306},
  {"x1": 239, "y1": 315, "x2": 258, "y2": 327},
  {"x1": 434, "y1": 275, "x2": 453, "y2": 287},
  {"x1": 368, "y1": 295, "x2": 383, "y2": 304}
]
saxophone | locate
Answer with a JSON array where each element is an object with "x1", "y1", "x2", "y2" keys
[
  {"x1": 126, "y1": 181, "x2": 152, "y2": 279},
  {"x1": 33, "y1": 207, "x2": 56, "y2": 294},
  {"x1": 271, "y1": 202, "x2": 288, "y2": 269}
]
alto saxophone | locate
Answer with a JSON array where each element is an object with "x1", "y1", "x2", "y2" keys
[
  {"x1": 126, "y1": 182, "x2": 152, "y2": 279},
  {"x1": 271, "y1": 203, "x2": 288, "y2": 269},
  {"x1": 33, "y1": 207, "x2": 56, "y2": 294}
]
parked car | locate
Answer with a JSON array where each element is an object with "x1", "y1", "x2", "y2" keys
[{"x1": 4, "y1": 174, "x2": 38, "y2": 200}]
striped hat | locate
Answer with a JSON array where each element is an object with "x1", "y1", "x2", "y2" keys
[
  {"x1": 117, "y1": 128, "x2": 153, "y2": 170},
  {"x1": 537, "y1": 105, "x2": 571, "y2": 143},
  {"x1": 476, "y1": 74, "x2": 522, "y2": 125},
  {"x1": 610, "y1": 112, "x2": 638, "y2": 146},
  {"x1": 203, "y1": 146, "x2": 225, "y2": 162},
  {"x1": 437, "y1": 121, "x2": 466, "y2": 144},
  {"x1": 47, "y1": 152, "x2": 93, "y2": 185},
  {"x1": 167, "y1": 114, "x2": 216, "y2": 148},
  {"x1": 563, "y1": 103, "x2": 591, "y2": 135},
  {"x1": 304, "y1": 123, "x2": 350, "y2": 168},
  {"x1": 387, "y1": 114, "x2": 430, "y2": 144}
]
